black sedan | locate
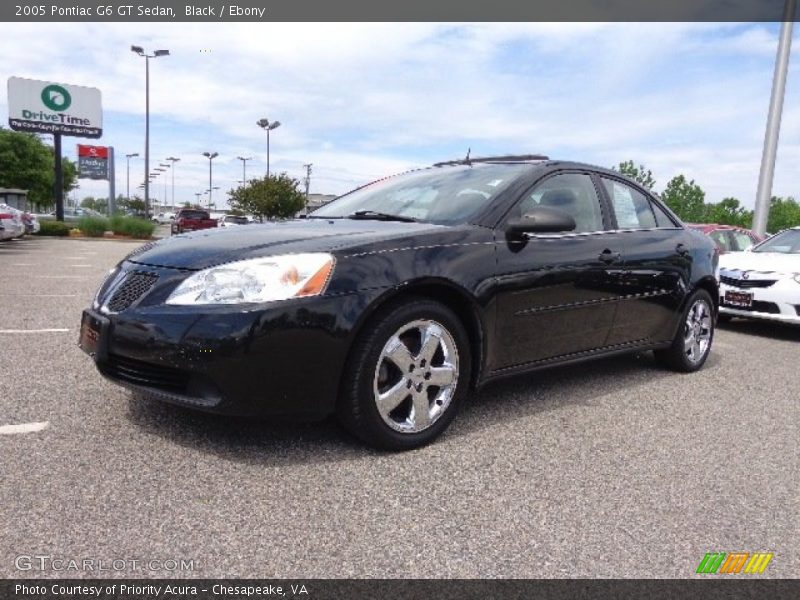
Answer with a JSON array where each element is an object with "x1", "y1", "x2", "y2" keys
[{"x1": 80, "y1": 156, "x2": 718, "y2": 450}]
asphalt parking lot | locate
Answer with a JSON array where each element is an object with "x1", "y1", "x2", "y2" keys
[{"x1": 1, "y1": 235, "x2": 798, "y2": 579}]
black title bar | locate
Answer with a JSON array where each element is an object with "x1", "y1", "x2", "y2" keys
[{"x1": 3, "y1": 0, "x2": 799, "y2": 22}]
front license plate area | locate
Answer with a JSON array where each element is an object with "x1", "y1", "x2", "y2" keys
[
  {"x1": 79, "y1": 311, "x2": 109, "y2": 360},
  {"x1": 724, "y1": 290, "x2": 753, "y2": 308}
]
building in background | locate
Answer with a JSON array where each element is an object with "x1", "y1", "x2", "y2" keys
[{"x1": 0, "y1": 188, "x2": 29, "y2": 211}]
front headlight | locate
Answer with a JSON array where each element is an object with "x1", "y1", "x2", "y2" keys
[{"x1": 166, "y1": 253, "x2": 335, "y2": 305}]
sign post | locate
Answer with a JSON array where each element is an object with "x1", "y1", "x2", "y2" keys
[{"x1": 7, "y1": 76, "x2": 103, "y2": 221}]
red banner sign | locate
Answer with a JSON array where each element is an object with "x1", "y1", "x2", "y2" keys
[{"x1": 77, "y1": 144, "x2": 108, "y2": 159}]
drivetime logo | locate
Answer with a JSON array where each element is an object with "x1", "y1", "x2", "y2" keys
[
  {"x1": 696, "y1": 552, "x2": 773, "y2": 574},
  {"x1": 21, "y1": 84, "x2": 90, "y2": 126}
]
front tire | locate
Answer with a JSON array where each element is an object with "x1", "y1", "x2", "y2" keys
[
  {"x1": 338, "y1": 297, "x2": 471, "y2": 451},
  {"x1": 654, "y1": 289, "x2": 715, "y2": 372}
]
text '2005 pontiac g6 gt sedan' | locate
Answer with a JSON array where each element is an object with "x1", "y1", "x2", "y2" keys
[{"x1": 80, "y1": 156, "x2": 719, "y2": 450}]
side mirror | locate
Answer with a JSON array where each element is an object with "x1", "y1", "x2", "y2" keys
[{"x1": 507, "y1": 205, "x2": 576, "y2": 237}]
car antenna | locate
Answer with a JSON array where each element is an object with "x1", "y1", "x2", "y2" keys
[{"x1": 465, "y1": 147, "x2": 471, "y2": 166}]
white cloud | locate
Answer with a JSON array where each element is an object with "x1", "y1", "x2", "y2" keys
[{"x1": 0, "y1": 22, "x2": 797, "y2": 207}]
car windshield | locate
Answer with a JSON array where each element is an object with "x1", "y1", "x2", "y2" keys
[
  {"x1": 182, "y1": 210, "x2": 209, "y2": 220},
  {"x1": 311, "y1": 164, "x2": 531, "y2": 225},
  {"x1": 226, "y1": 216, "x2": 248, "y2": 224},
  {"x1": 752, "y1": 229, "x2": 800, "y2": 253}
]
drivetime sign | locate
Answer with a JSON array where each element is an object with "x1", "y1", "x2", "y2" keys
[{"x1": 7, "y1": 77, "x2": 102, "y2": 138}]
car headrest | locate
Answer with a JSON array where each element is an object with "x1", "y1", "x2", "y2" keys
[{"x1": 539, "y1": 189, "x2": 579, "y2": 207}]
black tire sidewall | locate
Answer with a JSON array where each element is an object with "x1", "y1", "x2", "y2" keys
[{"x1": 341, "y1": 298, "x2": 471, "y2": 451}]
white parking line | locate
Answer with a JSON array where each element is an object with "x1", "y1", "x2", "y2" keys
[
  {"x1": 0, "y1": 421, "x2": 50, "y2": 435},
  {"x1": 0, "y1": 328, "x2": 70, "y2": 333}
]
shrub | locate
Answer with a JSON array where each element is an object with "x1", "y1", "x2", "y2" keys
[
  {"x1": 77, "y1": 216, "x2": 110, "y2": 237},
  {"x1": 122, "y1": 217, "x2": 155, "y2": 239},
  {"x1": 109, "y1": 214, "x2": 126, "y2": 235},
  {"x1": 36, "y1": 221, "x2": 71, "y2": 236}
]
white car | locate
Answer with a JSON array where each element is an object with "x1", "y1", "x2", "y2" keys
[
  {"x1": 218, "y1": 214, "x2": 249, "y2": 227},
  {"x1": 0, "y1": 204, "x2": 25, "y2": 240},
  {"x1": 718, "y1": 227, "x2": 800, "y2": 325},
  {"x1": 151, "y1": 212, "x2": 175, "y2": 224}
]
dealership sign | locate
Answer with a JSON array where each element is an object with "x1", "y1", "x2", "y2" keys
[
  {"x1": 78, "y1": 145, "x2": 109, "y2": 179},
  {"x1": 7, "y1": 77, "x2": 102, "y2": 138}
]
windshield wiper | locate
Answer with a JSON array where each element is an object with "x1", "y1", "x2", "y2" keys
[{"x1": 346, "y1": 210, "x2": 418, "y2": 223}]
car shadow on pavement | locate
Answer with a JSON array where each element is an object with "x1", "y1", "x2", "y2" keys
[
  {"x1": 124, "y1": 350, "x2": 692, "y2": 465},
  {"x1": 718, "y1": 318, "x2": 800, "y2": 342}
]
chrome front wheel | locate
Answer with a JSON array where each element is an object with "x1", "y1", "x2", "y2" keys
[
  {"x1": 373, "y1": 319, "x2": 459, "y2": 434},
  {"x1": 683, "y1": 298, "x2": 712, "y2": 365}
]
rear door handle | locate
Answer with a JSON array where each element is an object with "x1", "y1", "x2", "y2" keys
[
  {"x1": 676, "y1": 243, "x2": 690, "y2": 256},
  {"x1": 599, "y1": 249, "x2": 621, "y2": 264}
]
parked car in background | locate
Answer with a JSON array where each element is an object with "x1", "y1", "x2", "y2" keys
[
  {"x1": 218, "y1": 215, "x2": 249, "y2": 227},
  {"x1": 171, "y1": 208, "x2": 218, "y2": 235},
  {"x1": 0, "y1": 204, "x2": 25, "y2": 239},
  {"x1": 151, "y1": 212, "x2": 175, "y2": 224},
  {"x1": 718, "y1": 227, "x2": 800, "y2": 325},
  {"x1": 688, "y1": 224, "x2": 763, "y2": 253},
  {"x1": 81, "y1": 156, "x2": 719, "y2": 450},
  {"x1": 40, "y1": 207, "x2": 105, "y2": 222},
  {"x1": 21, "y1": 211, "x2": 40, "y2": 234}
]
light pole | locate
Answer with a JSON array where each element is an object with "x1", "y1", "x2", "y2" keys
[
  {"x1": 125, "y1": 153, "x2": 139, "y2": 212},
  {"x1": 236, "y1": 156, "x2": 252, "y2": 185},
  {"x1": 206, "y1": 186, "x2": 220, "y2": 210},
  {"x1": 131, "y1": 45, "x2": 170, "y2": 219},
  {"x1": 158, "y1": 164, "x2": 169, "y2": 210},
  {"x1": 166, "y1": 156, "x2": 180, "y2": 210},
  {"x1": 256, "y1": 118, "x2": 281, "y2": 178},
  {"x1": 194, "y1": 192, "x2": 202, "y2": 206},
  {"x1": 202, "y1": 152, "x2": 218, "y2": 209},
  {"x1": 753, "y1": 0, "x2": 796, "y2": 236}
]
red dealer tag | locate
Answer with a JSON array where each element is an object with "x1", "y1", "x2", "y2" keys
[{"x1": 77, "y1": 144, "x2": 108, "y2": 159}]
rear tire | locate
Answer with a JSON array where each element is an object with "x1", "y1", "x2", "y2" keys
[
  {"x1": 654, "y1": 289, "x2": 715, "y2": 372},
  {"x1": 337, "y1": 297, "x2": 471, "y2": 451}
]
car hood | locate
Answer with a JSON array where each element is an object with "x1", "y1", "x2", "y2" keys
[
  {"x1": 719, "y1": 251, "x2": 800, "y2": 275},
  {"x1": 126, "y1": 218, "x2": 449, "y2": 270}
]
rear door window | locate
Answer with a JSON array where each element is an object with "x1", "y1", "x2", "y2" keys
[{"x1": 600, "y1": 178, "x2": 656, "y2": 229}]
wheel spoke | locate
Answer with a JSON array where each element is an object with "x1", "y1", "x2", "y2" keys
[
  {"x1": 417, "y1": 324, "x2": 443, "y2": 364},
  {"x1": 411, "y1": 391, "x2": 431, "y2": 429},
  {"x1": 376, "y1": 379, "x2": 410, "y2": 417},
  {"x1": 385, "y1": 338, "x2": 414, "y2": 372},
  {"x1": 427, "y1": 365, "x2": 456, "y2": 387}
]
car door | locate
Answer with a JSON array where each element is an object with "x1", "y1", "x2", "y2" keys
[
  {"x1": 598, "y1": 176, "x2": 690, "y2": 345},
  {"x1": 490, "y1": 171, "x2": 628, "y2": 370}
]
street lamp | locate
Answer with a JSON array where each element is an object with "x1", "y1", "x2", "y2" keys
[
  {"x1": 125, "y1": 152, "x2": 139, "y2": 210},
  {"x1": 166, "y1": 156, "x2": 180, "y2": 210},
  {"x1": 194, "y1": 192, "x2": 202, "y2": 206},
  {"x1": 202, "y1": 152, "x2": 218, "y2": 208},
  {"x1": 236, "y1": 156, "x2": 252, "y2": 185},
  {"x1": 256, "y1": 118, "x2": 280, "y2": 178},
  {"x1": 131, "y1": 45, "x2": 170, "y2": 219}
]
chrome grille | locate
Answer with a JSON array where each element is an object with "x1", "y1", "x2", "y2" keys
[
  {"x1": 720, "y1": 275, "x2": 776, "y2": 289},
  {"x1": 106, "y1": 271, "x2": 159, "y2": 312}
]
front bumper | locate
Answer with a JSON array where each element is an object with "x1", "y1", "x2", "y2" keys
[
  {"x1": 719, "y1": 277, "x2": 800, "y2": 325},
  {"x1": 80, "y1": 264, "x2": 378, "y2": 418}
]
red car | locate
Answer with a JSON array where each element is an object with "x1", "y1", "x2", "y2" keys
[
  {"x1": 170, "y1": 209, "x2": 218, "y2": 235},
  {"x1": 687, "y1": 224, "x2": 763, "y2": 253}
]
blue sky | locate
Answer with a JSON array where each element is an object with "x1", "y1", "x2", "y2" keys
[{"x1": 1, "y1": 23, "x2": 797, "y2": 210}]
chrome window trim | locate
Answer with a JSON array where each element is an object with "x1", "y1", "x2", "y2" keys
[{"x1": 523, "y1": 226, "x2": 683, "y2": 240}]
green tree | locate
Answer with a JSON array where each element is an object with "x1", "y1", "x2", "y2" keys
[
  {"x1": 661, "y1": 175, "x2": 707, "y2": 222},
  {"x1": 0, "y1": 127, "x2": 78, "y2": 210},
  {"x1": 613, "y1": 160, "x2": 656, "y2": 191},
  {"x1": 228, "y1": 173, "x2": 306, "y2": 221},
  {"x1": 766, "y1": 197, "x2": 800, "y2": 233},
  {"x1": 118, "y1": 195, "x2": 146, "y2": 214},
  {"x1": 704, "y1": 197, "x2": 752, "y2": 228}
]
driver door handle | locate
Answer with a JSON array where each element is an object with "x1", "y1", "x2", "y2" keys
[{"x1": 676, "y1": 243, "x2": 690, "y2": 256}]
